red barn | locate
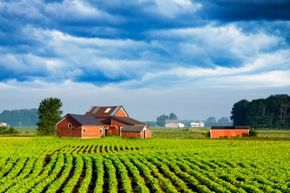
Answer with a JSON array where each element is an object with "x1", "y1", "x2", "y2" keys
[
  {"x1": 121, "y1": 125, "x2": 152, "y2": 139},
  {"x1": 210, "y1": 126, "x2": 250, "y2": 139},
  {"x1": 56, "y1": 105, "x2": 151, "y2": 139}
]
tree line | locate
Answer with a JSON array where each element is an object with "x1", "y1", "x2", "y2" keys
[
  {"x1": 231, "y1": 94, "x2": 290, "y2": 129},
  {"x1": 0, "y1": 109, "x2": 38, "y2": 127},
  {"x1": 155, "y1": 113, "x2": 232, "y2": 127}
]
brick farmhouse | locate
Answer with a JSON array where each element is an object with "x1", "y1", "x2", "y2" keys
[
  {"x1": 56, "y1": 106, "x2": 151, "y2": 139},
  {"x1": 210, "y1": 126, "x2": 250, "y2": 138}
]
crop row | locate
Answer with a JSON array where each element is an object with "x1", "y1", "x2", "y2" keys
[
  {"x1": 53, "y1": 145, "x2": 141, "y2": 154},
  {"x1": 0, "y1": 153, "x2": 288, "y2": 193}
]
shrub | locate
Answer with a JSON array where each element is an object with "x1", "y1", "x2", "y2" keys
[
  {"x1": 249, "y1": 129, "x2": 257, "y2": 137},
  {"x1": 206, "y1": 131, "x2": 210, "y2": 138},
  {"x1": 0, "y1": 126, "x2": 19, "y2": 135}
]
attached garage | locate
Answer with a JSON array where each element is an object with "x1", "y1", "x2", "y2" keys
[{"x1": 121, "y1": 125, "x2": 151, "y2": 139}]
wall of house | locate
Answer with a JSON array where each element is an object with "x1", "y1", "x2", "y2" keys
[
  {"x1": 121, "y1": 129, "x2": 152, "y2": 139},
  {"x1": 108, "y1": 126, "x2": 120, "y2": 136},
  {"x1": 145, "y1": 130, "x2": 152, "y2": 138},
  {"x1": 210, "y1": 129, "x2": 249, "y2": 138},
  {"x1": 121, "y1": 131, "x2": 142, "y2": 138},
  {"x1": 115, "y1": 108, "x2": 128, "y2": 117},
  {"x1": 81, "y1": 125, "x2": 104, "y2": 138},
  {"x1": 56, "y1": 117, "x2": 82, "y2": 137},
  {"x1": 165, "y1": 123, "x2": 179, "y2": 128},
  {"x1": 110, "y1": 119, "x2": 127, "y2": 136}
]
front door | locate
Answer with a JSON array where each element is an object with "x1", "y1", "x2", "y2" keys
[
  {"x1": 105, "y1": 128, "x2": 109, "y2": 136},
  {"x1": 143, "y1": 130, "x2": 146, "y2": 139}
]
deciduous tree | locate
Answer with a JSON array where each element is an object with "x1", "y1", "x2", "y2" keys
[{"x1": 37, "y1": 97, "x2": 63, "y2": 135}]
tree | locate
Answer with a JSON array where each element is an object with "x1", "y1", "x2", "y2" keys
[
  {"x1": 231, "y1": 95, "x2": 290, "y2": 129},
  {"x1": 37, "y1": 97, "x2": 63, "y2": 135},
  {"x1": 156, "y1": 115, "x2": 169, "y2": 127},
  {"x1": 217, "y1": 117, "x2": 232, "y2": 126},
  {"x1": 205, "y1": 116, "x2": 217, "y2": 127},
  {"x1": 230, "y1": 99, "x2": 249, "y2": 126},
  {"x1": 266, "y1": 94, "x2": 290, "y2": 128},
  {"x1": 169, "y1": 113, "x2": 178, "y2": 120},
  {"x1": 0, "y1": 109, "x2": 38, "y2": 127},
  {"x1": 247, "y1": 99, "x2": 273, "y2": 128}
]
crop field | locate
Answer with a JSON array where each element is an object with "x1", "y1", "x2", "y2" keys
[{"x1": 0, "y1": 137, "x2": 289, "y2": 193}]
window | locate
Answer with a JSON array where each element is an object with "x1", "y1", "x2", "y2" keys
[
  {"x1": 68, "y1": 123, "x2": 72, "y2": 128},
  {"x1": 104, "y1": 108, "x2": 111, "y2": 113},
  {"x1": 100, "y1": 128, "x2": 103, "y2": 133},
  {"x1": 83, "y1": 129, "x2": 86, "y2": 133}
]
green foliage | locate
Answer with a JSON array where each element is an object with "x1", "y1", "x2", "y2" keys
[
  {"x1": 37, "y1": 97, "x2": 63, "y2": 135},
  {"x1": 231, "y1": 100, "x2": 249, "y2": 126},
  {"x1": 204, "y1": 116, "x2": 217, "y2": 127},
  {"x1": 156, "y1": 113, "x2": 178, "y2": 127},
  {"x1": 0, "y1": 109, "x2": 38, "y2": 127},
  {"x1": 156, "y1": 114, "x2": 169, "y2": 127},
  {"x1": 0, "y1": 126, "x2": 19, "y2": 135},
  {"x1": 249, "y1": 129, "x2": 258, "y2": 137},
  {"x1": 204, "y1": 116, "x2": 232, "y2": 127},
  {"x1": 0, "y1": 137, "x2": 289, "y2": 192},
  {"x1": 231, "y1": 94, "x2": 290, "y2": 129},
  {"x1": 169, "y1": 112, "x2": 178, "y2": 120}
]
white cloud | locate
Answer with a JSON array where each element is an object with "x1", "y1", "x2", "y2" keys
[
  {"x1": 45, "y1": 0, "x2": 121, "y2": 23},
  {"x1": 0, "y1": 0, "x2": 46, "y2": 21},
  {"x1": 150, "y1": 0, "x2": 202, "y2": 18},
  {"x1": 148, "y1": 24, "x2": 282, "y2": 63},
  {"x1": 2, "y1": 24, "x2": 289, "y2": 91},
  {"x1": 121, "y1": 49, "x2": 290, "y2": 89}
]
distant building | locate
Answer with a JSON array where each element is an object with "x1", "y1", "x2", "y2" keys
[
  {"x1": 190, "y1": 121, "x2": 204, "y2": 128},
  {"x1": 178, "y1": 122, "x2": 185, "y2": 128},
  {"x1": 0, "y1": 122, "x2": 8, "y2": 127},
  {"x1": 165, "y1": 120, "x2": 184, "y2": 128},
  {"x1": 165, "y1": 120, "x2": 178, "y2": 128},
  {"x1": 210, "y1": 126, "x2": 250, "y2": 138}
]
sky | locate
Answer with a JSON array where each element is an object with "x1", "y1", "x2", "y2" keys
[{"x1": 0, "y1": 0, "x2": 290, "y2": 121}]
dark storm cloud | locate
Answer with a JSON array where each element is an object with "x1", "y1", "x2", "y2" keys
[{"x1": 199, "y1": 0, "x2": 290, "y2": 21}]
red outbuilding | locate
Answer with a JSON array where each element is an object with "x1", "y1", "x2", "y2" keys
[
  {"x1": 56, "y1": 105, "x2": 151, "y2": 139},
  {"x1": 121, "y1": 125, "x2": 152, "y2": 139},
  {"x1": 210, "y1": 126, "x2": 250, "y2": 139}
]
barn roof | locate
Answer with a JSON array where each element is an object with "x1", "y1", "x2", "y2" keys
[
  {"x1": 85, "y1": 105, "x2": 128, "y2": 118},
  {"x1": 67, "y1": 114, "x2": 103, "y2": 125},
  {"x1": 211, "y1": 126, "x2": 249, "y2": 130},
  {"x1": 121, "y1": 125, "x2": 146, "y2": 132},
  {"x1": 111, "y1": 116, "x2": 146, "y2": 126}
]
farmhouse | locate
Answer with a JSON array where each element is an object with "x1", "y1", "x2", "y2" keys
[
  {"x1": 56, "y1": 105, "x2": 151, "y2": 139},
  {"x1": 210, "y1": 126, "x2": 250, "y2": 138}
]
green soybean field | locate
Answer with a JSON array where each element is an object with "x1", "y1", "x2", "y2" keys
[{"x1": 0, "y1": 137, "x2": 289, "y2": 193}]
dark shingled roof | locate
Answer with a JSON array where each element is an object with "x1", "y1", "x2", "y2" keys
[
  {"x1": 211, "y1": 126, "x2": 249, "y2": 130},
  {"x1": 111, "y1": 116, "x2": 145, "y2": 126},
  {"x1": 67, "y1": 114, "x2": 104, "y2": 125},
  {"x1": 121, "y1": 125, "x2": 146, "y2": 132},
  {"x1": 85, "y1": 105, "x2": 128, "y2": 118}
]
